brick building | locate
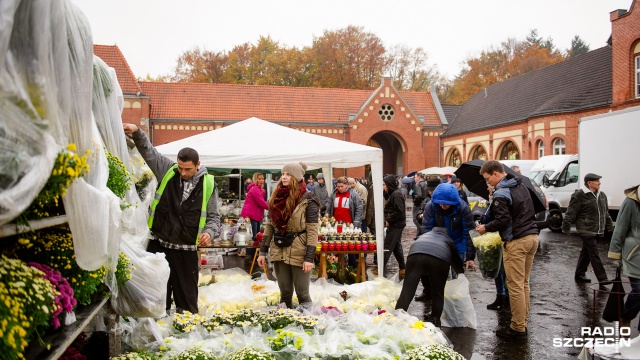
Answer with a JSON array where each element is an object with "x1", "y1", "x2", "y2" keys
[
  {"x1": 95, "y1": 1, "x2": 640, "y2": 177},
  {"x1": 440, "y1": 1, "x2": 640, "y2": 165}
]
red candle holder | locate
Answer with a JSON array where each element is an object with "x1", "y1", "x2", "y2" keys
[
  {"x1": 355, "y1": 243, "x2": 362, "y2": 251},
  {"x1": 341, "y1": 243, "x2": 348, "y2": 251},
  {"x1": 321, "y1": 242, "x2": 328, "y2": 251},
  {"x1": 329, "y1": 243, "x2": 335, "y2": 251},
  {"x1": 348, "y1": 244, "x2": 355, "y2": 251}
]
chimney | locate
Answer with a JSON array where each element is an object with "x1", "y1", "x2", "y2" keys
[
  {"x1": 610, "y1": 9, "x2": 627, "y2": 21},
  {"x1": 484, "y1": 88, "x2": 488, "y2": 98}
]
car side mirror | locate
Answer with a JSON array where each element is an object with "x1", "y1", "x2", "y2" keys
[{"x1": 542, "y1": 175, "x2": 550, "y2": 187}]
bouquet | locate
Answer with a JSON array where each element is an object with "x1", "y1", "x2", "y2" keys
[
  {"x1": 404, "y1": 343, "x2": 465, "y2": 360},
  {"x1": 227, "y1": 348, "x2": 275, "y2": 360},
  {"x1": 470, "y1": 230, "x2": 502, "y2": 279}
]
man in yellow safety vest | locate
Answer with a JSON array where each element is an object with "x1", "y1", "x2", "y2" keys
[{"x1": 124, "y1": 123, "x2": 220, "y2": 314}]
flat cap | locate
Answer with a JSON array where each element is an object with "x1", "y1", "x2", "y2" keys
[{"x1": 584, "y1": 173, "x2": 602, "y2": 182}]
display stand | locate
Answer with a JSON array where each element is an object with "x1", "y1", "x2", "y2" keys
[
  {"x1": 199, "y1": 244, "x2": 269, "y2": 279},
  {"x1": 23, "y1": 298, "x2": 109, "y2": 360},
  {"x1": 317, "y1": 250, "x2": 376, "y2": 283}
]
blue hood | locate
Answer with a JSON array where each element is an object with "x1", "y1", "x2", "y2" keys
[{"x1": 431, "y1": 183, "x2": 461, "y2": 206}]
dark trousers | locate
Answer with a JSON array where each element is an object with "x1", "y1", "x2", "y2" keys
[
  {"x1": 383, "y1": 226, "x2": 406, "y2": 269},
  {"x1": 623, "y1": 276, "x2": 640, "y2": 329},
  {"x1": 396, "y1": 254, "x2": 450, "y2": 318},
  {"x1": 246, "y1": 219, "x2": 261, "y2": 256},
  {"x1": 147, "y1": 240, "x2": 199, "y2": 313},
  {"x1": 412, "y1": 207, "x2": 422, "y2": 237},
  {"x1": 494, "y1": 260, "x2": 508, "y2": 296},
  {"x1": 575, "y1": 235, "x2": 608, "y2": 282}
]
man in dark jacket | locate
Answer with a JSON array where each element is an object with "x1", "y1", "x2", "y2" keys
[
  {"x1": 124, "y1": 123, "x2": 220, "y2": 314},
  {"x1": 414, "y1": 178, "x2": 441, "y2": 227},
  {"x1": 412, "y1": 173, "x2": 429, "y2": 238},
  {"x1": 476, "y1": 160, "x2": 538, "y2": 339},
  {"x1": 376, "y1": 175, "x2": 406, "y2": 277},
  {"x1": 395, "y1": 227, "x2": 464, "y2": 327},
  {"x1": 312, "y1": 173, "x2": 330, "y2": 216},
  {"x1": 562, "y1": 173, "x2": 614, "y2": 286}
]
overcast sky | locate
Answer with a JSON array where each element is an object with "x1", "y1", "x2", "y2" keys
[{"x1": 72, "y1": 0, "x2": 632, "y2": 80}]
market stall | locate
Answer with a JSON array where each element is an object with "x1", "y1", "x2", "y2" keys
[{"x1": 156, "y1": 118, "x2": 387, "y2": 276}]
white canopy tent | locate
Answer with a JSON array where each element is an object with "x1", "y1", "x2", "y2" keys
[
  {"x1": 419, "y1": 166, "x2": 458, "y2": 176},
  {"x1": 156, "y1": 117, "x2": 387, "y2": 276}
]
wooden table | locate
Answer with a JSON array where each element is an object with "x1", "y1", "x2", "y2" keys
[
  {"x1": 317, "y1": 250, "x2": 376, "y2": 283},
  {"x1": 198, "y1": 245, "x2": 269, "y2": 278}
]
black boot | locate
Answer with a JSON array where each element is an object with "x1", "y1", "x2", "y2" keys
[{"x1": 487, "y1": 294, "x2": 508, "y2": 310}]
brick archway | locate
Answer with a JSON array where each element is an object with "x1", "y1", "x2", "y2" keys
[{"x1": 368, "y1": 131, "x2": 407, "y2": 175}]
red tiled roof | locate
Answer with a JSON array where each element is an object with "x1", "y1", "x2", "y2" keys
[
  {"x1": 93, "y1": 45, "x2": 142, "y2": 95},
  {"x1": 140, "y1": 81, "x2": 442, "y2": 126},
  {"x1": 141, "y1": 82, "x2": 370, "y2": 123}
]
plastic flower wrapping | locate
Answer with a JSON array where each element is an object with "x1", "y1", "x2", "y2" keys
[
  {"x1": 116, "y1": 268, "x2": 452, "y2": 359},
  {"x1": 17, "y1": 144, "x2": 90, "y2": 222},
  {"x1": 470, "y1": 231, "x2": 503, "y2": 279},
  {"x1": 10, "y1": 226, "x2": 107, "y2": 305}
]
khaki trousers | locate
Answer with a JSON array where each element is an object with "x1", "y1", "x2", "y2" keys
[{"x1": 503, "y1": 234, "x2": 539, "y2": 332}]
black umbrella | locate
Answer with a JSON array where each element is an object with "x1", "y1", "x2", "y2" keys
[
  {"x1": 406, "y1": 170, "x2": 417, "y2": 177},
  {"x1": 454, "y1": 159, "x2": 546, "y2": 213}
]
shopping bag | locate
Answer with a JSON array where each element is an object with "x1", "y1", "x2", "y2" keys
[
  {"x1": 441, "y1": 274, "x2": 477, "y2": 328},
  {"x1": 602, "y1": 266, "x2": 626, "y2": 323}
]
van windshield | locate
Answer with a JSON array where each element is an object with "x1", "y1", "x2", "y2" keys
[{"x1": 530, "y1": 170, "x2": 555, "y2": 186}]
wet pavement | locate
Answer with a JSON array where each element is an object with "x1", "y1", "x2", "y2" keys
[
  {"x1": 224, "y1": 199, "x2": 633, "y2": 360},
  {"x1": 385, "y1": 200, "x2": 631, "y2": 360}
]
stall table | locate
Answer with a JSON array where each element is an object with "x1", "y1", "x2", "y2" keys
[
  {"x1": 198, "y1": 244, "x2": 269, "y2": 278},
  {"x1": 317, "y1": 250, "x2": 376, "y2": 283}
]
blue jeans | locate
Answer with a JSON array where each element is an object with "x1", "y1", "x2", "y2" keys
[
  {"x1": 622, "y1": 276, "x2": 640, "y2": 329},
  {"x1": 494, "y1": 261, "x2": 508, "y2": 296},
  {"x1": 246, "y1": 219, "x2": 261, "y2": 256}
]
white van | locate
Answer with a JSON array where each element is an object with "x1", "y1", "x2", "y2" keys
[
  {"x1": 499, "y1": 160, "x2": 538, "y2": 178},
  {"x1": 533, "y1": 154, "x2": 580, "y2": 232}
]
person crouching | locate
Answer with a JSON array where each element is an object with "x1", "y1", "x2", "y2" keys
[{"x1": 395, "y1": 227, "x2": 464, "y2": 327}]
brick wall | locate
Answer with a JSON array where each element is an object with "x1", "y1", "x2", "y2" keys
[
  {"x1": 611, "y1": 3, "x2": 640, "y2": 108},
  {"x1": 440, "y1": 107, "x2": 609, "y2": 163}
]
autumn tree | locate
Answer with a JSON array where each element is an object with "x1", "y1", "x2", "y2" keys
[
  {"x1": 307, "y1": 26, "x2": 391, "y2": 89},
  {"x1": 173, "y1": 47, "x2": 228, "y2": 83},
  {"x1": 386, "y1": 45, "x2": 445, "y2": 92},
  {"x1": 443, "y1": 29, "x2": 564, "y2": 104}
]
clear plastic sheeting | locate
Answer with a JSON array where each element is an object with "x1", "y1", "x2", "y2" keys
[
  {"x1": 441, "y1": 274, "x2": 477, "y2": 329},
  {"x1": 63, "y1": 178, "x2": 109, "y2": 270},
  {"x1": 91, "y1": 56, "x2": 128, "y2": 171},
  {"x1": 111, "y1": 239, "x2": 170, "y2": 318},
  {"x1": 0, "y1": 0, "x2": 73, "y2": 225}
]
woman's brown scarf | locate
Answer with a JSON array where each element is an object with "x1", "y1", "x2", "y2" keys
[{"x1": 270, "y1": 180, "x2": 306, "y2": 233}]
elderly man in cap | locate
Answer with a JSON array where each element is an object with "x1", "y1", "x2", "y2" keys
[
  {"x1": 562, "y1": 173, "x2": 614, "y2": 287},
  {"x1": 312, "y1": 173, "x2": 331, "y2": 216}
]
